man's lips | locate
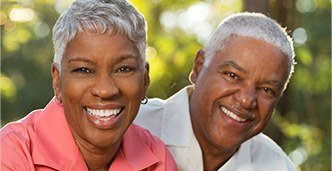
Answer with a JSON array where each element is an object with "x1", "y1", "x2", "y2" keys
[{"x1": 221, "y1": 107, "x2": 255, "y2": 122}]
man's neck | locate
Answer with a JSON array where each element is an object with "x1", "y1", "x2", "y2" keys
[
  {"x1": 188, "y1": 106, "x2": 238, "y2": 171},
  {"x1": 202, "y1": 148, "x2": 237, "y2": 171}
]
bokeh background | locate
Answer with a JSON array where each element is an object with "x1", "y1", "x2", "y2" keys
[{"x1": 1, "y1": 0, "x2": 331, "y2": 170}]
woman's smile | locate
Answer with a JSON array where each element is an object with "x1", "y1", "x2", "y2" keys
[
  {"x1": 55, "y1": 32, "x2": 148, "y2": 147},
  {"x1": 85, "y1": 107, "x2": 124, "y2": 129}
]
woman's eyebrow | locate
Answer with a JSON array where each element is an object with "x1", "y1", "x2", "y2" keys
[
  {"x1": 68, "y1": 56, "x2": 94, "y2": 64},
  {"x1": 114, "y1": 54, "x2": 139, "y2": 63}
]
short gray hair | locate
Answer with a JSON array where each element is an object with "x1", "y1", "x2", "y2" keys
[
  {"x1": 52, "y1": 0, "x2": 147, "y2": 69},
  {"x1": 204, "y1": 12, "x2": 295, "y2": 91}
]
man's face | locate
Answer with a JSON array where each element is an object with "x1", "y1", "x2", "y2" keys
[{"x1": 189, "y1": 35, "x2": 289, "y2": 155}]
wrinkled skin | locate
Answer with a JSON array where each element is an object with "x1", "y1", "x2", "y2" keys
[
  {"x1": 52, "y1": 32, "x2": 149, "y2": 170},
  {"x1": 189, "y1": 35, "x2": 289, "y2": 170}
]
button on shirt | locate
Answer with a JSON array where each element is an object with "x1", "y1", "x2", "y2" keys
[
  {"x1": 1, "y1": 99, "x2": 177, "y2": 171},
  {"x1": 134, "y1": 86, "x2": 296, "y2": 171}
]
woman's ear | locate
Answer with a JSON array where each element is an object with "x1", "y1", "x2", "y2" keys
[
  {"x1": 189, "y1": 49, "x2": 205, "y2": 84},
  {"x1": 51, "y1": 63, "x2": 62, "y2": 98},
  {"x1": 143, "y1": 62, "x2": 150, "y2": 96}
]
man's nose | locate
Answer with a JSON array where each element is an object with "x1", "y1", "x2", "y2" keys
[{"x1": 234, "y1": 87, "x2": 258, "y2": 109}]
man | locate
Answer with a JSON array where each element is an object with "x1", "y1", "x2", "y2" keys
[{"x1": 135, "y1": 12, "x2": 296, "y2": 171}]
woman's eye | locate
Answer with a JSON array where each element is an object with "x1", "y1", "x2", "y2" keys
[
  {"x1": 115, "y1": 66, "x2": 136, "y2": 73},
  {"x1": 72, "y1": 67, "x2": 92, "y2": 74}
]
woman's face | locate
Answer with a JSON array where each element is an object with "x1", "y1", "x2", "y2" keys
[{"x1": 52, "y1": 32, "x2": 149, "y2": 148}]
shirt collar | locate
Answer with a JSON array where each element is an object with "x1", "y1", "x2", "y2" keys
[
  {"x1": 161, "y1": 86, "x2": 194, "y2": 146},
  {"x1": 218, "y1": 137, "x2": 253, "y2": 171},
  {"x1": 233, "y1": 138, "x2": 253, "y2": 171},
  {"x1": 31, "y1": 99, "x2": 160, "y2": 170},
  {"x1": 32, "y1": 98, "x2": 87, "y2": 170},
  {"x1": 119, "y1": 124, "x2": 160, "y2": 170}
]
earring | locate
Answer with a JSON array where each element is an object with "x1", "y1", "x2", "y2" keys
[
  {"x1": 141, "y1": 96, "x2": 148, "y2": 105},
  {"x1": 53, "y1": 96, "x2": 63, "y2": 105}
]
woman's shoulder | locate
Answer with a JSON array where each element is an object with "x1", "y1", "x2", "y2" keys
[
  {"x1": 1, "y1": 110, "x2": 44, "y2": 171},
  {"x1": 125, "y1": 124, "x2": 171, "y2": 157},
  {"x1": 128, "y1": 124, "x2": 163, "y2": 145},
  {"x1": 127, "y1": 124, "x2": 177, "y2": 170},
  {"x1": 1, "y1": 109, "x2": 43, "y2": 143}
]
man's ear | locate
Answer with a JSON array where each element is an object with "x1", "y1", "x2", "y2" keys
[
  {"x1": 143, "y1": 62, "x2": 150, "y2": 96},
  {"x1": 189, "y1": 49, "x2": 205, "y2": 84},
  {"x1": 51, "y1": 63, "x2": 62, "y2": 98}
]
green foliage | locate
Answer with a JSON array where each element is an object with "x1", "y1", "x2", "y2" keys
[
  {"x1": 1, "y1": 0, "x2": 330, "y2": 170},
  {"x1": 271, "y1": 1, "x2": 331, "y2": 170}
]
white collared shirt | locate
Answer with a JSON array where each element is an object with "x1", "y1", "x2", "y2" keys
[{"x1": 134, "y1": 86, "x2": 296, "y2": 171}]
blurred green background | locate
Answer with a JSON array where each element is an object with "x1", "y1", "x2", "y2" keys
[{"x1": 1, "y1": 0, "x2": 331, "y2": 170}]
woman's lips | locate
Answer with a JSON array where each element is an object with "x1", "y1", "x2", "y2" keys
[
  {"x1": 86, "y1": 107, "x2": 121, "y2": 117},
  {"x1": 84, "y1": 107, "x2": 123, "y2": 128}
]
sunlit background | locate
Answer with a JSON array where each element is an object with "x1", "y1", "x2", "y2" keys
[{"x1": 1, "y1": 0, "x2": 331, "y2": 170}]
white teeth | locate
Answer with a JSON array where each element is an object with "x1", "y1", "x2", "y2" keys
[
  {"x1": 221, "y1": 107, "x2": 246, "y2": 122},
  {"x1": 86, "y1": 108, "x2": 121, "y2": 117}
]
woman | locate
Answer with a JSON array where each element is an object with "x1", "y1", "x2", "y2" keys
[{"x1": 1, "y1": 0, "x2": 177, "y2": 170}]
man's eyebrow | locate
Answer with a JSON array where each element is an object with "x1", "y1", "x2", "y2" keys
[
  {"x1": 220, "y1": 61, "x2": 283, "y2": 88},
  {"x1": 260, "y1": 80, "x2": 284, "y2": 89},
  {"x1": 220, "y1": 61, "x2": 246, "y2": 73}
]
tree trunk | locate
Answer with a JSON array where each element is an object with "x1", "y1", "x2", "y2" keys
[{"x1": 243, "y1": 0, "x2": 269, "y2": 14}]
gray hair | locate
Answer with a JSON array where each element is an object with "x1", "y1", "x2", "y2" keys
[
  {"x1": 52, "y1": 0, "x2": 147, "y2": 69},
  {"x1": 204, "y1": 12, "x2": 295, "y2": 91}
]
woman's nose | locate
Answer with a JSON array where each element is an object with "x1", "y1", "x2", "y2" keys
[{"x1": 91, "y1": 74, "x2": 120, "y2": 99}]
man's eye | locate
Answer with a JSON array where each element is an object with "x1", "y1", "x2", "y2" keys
[
  {"x1": 223, "y1": 71, "x2": 239, "y2": 80},
  {"x1": 72, "y1": 67, "x2": 92, "y2": 74},
  {"x1": 115, "y1": 66, "x2": 136, "y2": 73},
  {"x1": 260, "y1": 87, "x2": 276, "y2": 96}
]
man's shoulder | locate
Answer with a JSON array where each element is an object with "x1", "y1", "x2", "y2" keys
[
  {"x1": 137, "y1": 87, "x2": 190, "y2": 116},
  {"x1": 134, "y1": 98, "x2": 166, "y2": 138},
  {"x1": 135, "y1": 87, "x2": 192, "y2": 141},
  {"x1": 242, "y1": 133, "x2": 296, "y2": 170},
  {"x1": 139, "y1": 97, "x2": 166, "y2": 113},
  {"x1": 249, "y1": 133, "x2": 285, "y2": 154}
]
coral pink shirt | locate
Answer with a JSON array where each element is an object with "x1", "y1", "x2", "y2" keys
[{"x1": 1, "y1": 99, "x2": 177, "y2": 171}]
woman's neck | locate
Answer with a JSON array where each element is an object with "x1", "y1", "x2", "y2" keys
[
  {"x1": 75, "y1": 137, "x2": 122, "y2": 171},
  {"x1": 71, "y1": 129, "x2": 122, "y2": 171}
]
